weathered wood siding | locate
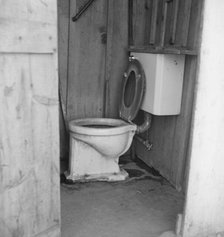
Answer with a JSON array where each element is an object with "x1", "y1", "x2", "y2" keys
[
  {"x1": 58, "y1": 0, "x2": 129, "y2": 160},
  {"x1": 59, "y1": 0, "x2": 129, "y2": 120},
  {"x1": 105, "y1": 0, "x2": 129, "y2": 117},
  {"x1": 0, "y1": 1, "x2": 60, "y2": 236},
  {"x1": 132, "y1": 0, "x2": 203, "y2": 190},
  {"x1": 67, "y1": 0, "x2": 107, "y2": 120}
]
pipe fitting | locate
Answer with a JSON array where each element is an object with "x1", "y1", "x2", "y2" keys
[
  {"x1": 135, "y1": 136, "x2": 153, "y2": 151},
  {"x1": 136, "y1": 112, "x2": 152, "y2": 134}
]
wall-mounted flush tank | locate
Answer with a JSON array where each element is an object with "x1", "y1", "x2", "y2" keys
[{"x1": 131, "y1": 53, "x2": 185, "y2": 115}]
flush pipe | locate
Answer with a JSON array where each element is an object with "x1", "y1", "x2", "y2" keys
[
  {"x1": 135, "y1": 112, "x2": 153, "y2": 152},
  {"x1": 131, "y1": 113, "x2": 152, "y2": 160},
  {"x1": 136, "y1": 112, "x2": 152, "y2": 134}
]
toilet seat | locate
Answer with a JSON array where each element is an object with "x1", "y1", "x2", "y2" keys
[
  {"x1": 69, "y1": 57, "x2": 145, "y2": 134},
  {"x1": 69, "y1": 118, "x2": 136, "y2": 136},
  {"x1": 119, "y1": 57, "x2": 146, "y2": 122}
]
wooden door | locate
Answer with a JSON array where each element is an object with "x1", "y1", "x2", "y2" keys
[{"x1": 0, "y1": 1, "x2": 60, "y2": 237}]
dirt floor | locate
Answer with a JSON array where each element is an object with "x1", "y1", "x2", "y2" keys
[{"x1": 60, "y1": 158, "x2": 184, "y2": 237}]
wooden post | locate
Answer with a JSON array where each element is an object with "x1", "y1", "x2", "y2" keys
[
  {"x1": 0, "y1": 1, "x2": 60, "y2": 236},
  {"x1": 160, "y1": 0, "x2": 168, "y2": 47},
  {"x1": 170, "y1": 0, "x2": 179, "y2": 44},
  {"x1": 182, "y1": 1, "x2": 224, "y2": 236},
  {"x1": 149, "y1": 0, "x2": 158, "y2": 45}
]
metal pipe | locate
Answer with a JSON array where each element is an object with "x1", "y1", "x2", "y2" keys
[
  {"x1": 136, "y1": 112, "x2": 152, "y2": 134},
  {"x1": 72, "y1": 0, "x2": 96, "y2": 22},
  {"x1": 135, "y1": 135, "x2": 153, "y2": 151}
]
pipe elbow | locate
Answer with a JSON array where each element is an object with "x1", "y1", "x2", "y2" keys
[{"x1": 136, "y1": 113, "x2": 152, "y2": 134}]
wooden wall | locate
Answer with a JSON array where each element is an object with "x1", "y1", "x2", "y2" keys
[
  {"x1": 0, "y1": 1, "x2": 60, "y2": 236},
  {"x1": 132, "y1": 0, "x2": 204, "y2": 190},
  {"x1": 58, "y1": 0, "x2": 129, "y2": 160},
  {"x1": 67, "y1": 0, "x2": 129, "y2": 119},
  {"x1": 58, "y1": 0, "x2": 203, "y2": 191}
]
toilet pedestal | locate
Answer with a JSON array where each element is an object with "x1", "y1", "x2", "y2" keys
[{"x1": 65, "y1": 137, "x2": 128, "y2": 182}]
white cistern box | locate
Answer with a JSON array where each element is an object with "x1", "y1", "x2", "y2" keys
[{"x1": 132, "y1": 53, "x2": 185, "y2": 115}]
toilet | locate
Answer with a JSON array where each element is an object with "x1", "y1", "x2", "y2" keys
[{"x1": 65, "y1": 53, "x2": 185, "y2": 182}]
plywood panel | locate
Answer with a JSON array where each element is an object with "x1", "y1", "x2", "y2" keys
[
  {"x1": 105, "y1": 0, "x2": 129, "y2": 117},
  {"x1": 67, "y1": 0, "x2": 107, "y2": 120}
]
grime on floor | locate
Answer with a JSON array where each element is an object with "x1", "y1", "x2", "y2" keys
[{"x1": 60, "y1": 157, "x2": 184, "y2": 237}]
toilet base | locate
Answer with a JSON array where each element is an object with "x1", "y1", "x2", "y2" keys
[
  {"x1": 66, "y1": 137, "x2": 129, "y2": 182},
  {"x1": 65, "y1": 168, "x2": 128, "y2": 182}
]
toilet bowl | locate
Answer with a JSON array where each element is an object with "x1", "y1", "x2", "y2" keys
[{"x1": 65, "y1": 57, "x2": 150, "y2": 182}]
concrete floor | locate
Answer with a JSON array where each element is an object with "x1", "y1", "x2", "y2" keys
[{"x1": 61, "y1": 159, "x2": 184, "y2": 237}]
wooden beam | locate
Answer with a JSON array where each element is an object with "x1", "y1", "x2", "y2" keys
[{"x1": 129, "y1": 45, "x2": 198, "y2": 55}]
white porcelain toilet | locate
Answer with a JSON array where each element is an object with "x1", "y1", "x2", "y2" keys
[
  {"x1": 65, "y1": 57, "x2": 147, "y2": 182},
  {"x1": 65, "y1": 53, "x2": 186, "y2": 182}
]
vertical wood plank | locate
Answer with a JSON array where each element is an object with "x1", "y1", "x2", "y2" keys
[
  {"x1": 163, "y1": 0, "x2": 176, "y2": 46},
  {"x1": 132, "y1": 0, "x2": 148, "y2": 45},
  {"x1": 154, "y1": 0, "x2": 164, "y2": 45},
  {"x1": 170, "y1": 56, "x2": 197, "y2": 190},
  {"x1": 105, "y1": 0, "x2": 129, "y2": 117},
  {"x1": 58, "y1": 0, "x2": 70, "y2": 160},
  {"x1": 58, "y1": 0, "x2": 70, "y2": 110},
  {"x1": 186, "y1": 0, "x2": 204, "y2": 49},
  {"x1": 160, "y1": 0, "x2": 168, "y2": 47},
  {"x1": 175, "y1": 0, "x2": 192, "y2": 47},
  {"x1": 67, "y1": 0, "x2": 107, "y2": 120},
  {"x1": 144, "y1": 0, "x2": 152, "y2": 45},
  {"x1": 149, "y1": 0, "x2": 159, "y2": 45},
  {"x1": 128, "y1": 0, "x2": 134, "y2": 46},
  {"x1": 170, "y1": 0, "x2": 179, "y2": 44}
]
